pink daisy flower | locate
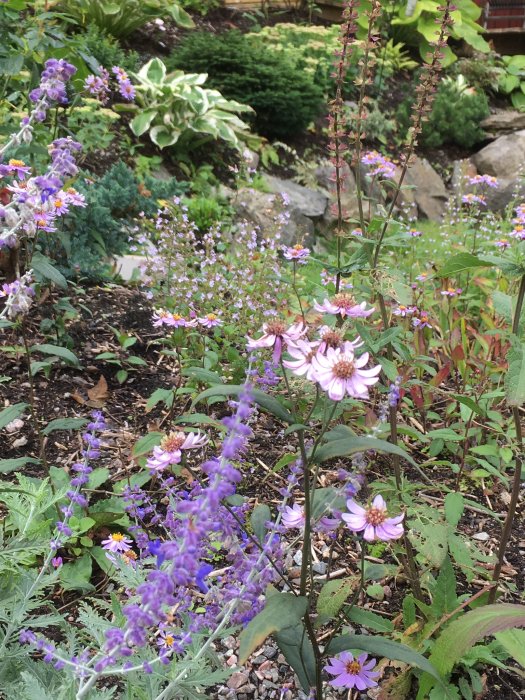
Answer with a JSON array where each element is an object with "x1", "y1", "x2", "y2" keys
[
  {"x1": 495, "y1": 239, "x2": 510, "y2": 249},
  {"x1": 317, "y1": 326, "x2": 345, "y2": 353},
  {"x1": 65, "y1": 187, "x2": 87, "y2": 207},
  {"x1": 7, "y1": 159, "x2": 31, "y2": 179},
  {"x1": 392, "y1": 304, "x2": 416, "y2": 317},
  {"x1": 510, "y1": 225, "x2": 525, "y2": 240},
  {"x1": 198, "y1": 313, "x2": 222, "y2": 328},
  {"x1": 52, "y1": 194, "x2": 69, "y2": 216},
  {"x1": 246, "y1": 320, "x2": 306, "y2": 364},
  {"x1": 282, "y1": 339, "x2": 319, "y2": 380},
  {"x1": 441, "y1": 287, "x2": 462, "y2": 298},
  {"x1": 283, "y1": 243, "x2": 310, "y2": 263},
  {"x1": 314, "y1": 293, "x2": 374, "y2": 319},
  {"x1": 324, "y1": 651, "x2": 379, "y2": 690},
  {"x1": 312, "y1": 347, "x2": 381, "y2": 401},
  {"x1": 342, "y1": 494, "x2": 404, "y2": 541},
  {"x1": 146, "y1": 431, "x2": 208, "y2": 472},
  {"x1": 412, "y1": 313, "x2": 432, "y2": 329},
  {"x1": 101, "y1": 532, "x2": 133, "y2": 553},
  {"x1": 281, "y1": 503, "x2": 305, "y2": 530}
]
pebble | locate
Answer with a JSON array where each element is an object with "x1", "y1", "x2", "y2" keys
[
  {"x1": 227, "y1": 671, "x2": 249, "y2": 690},
  {"x1": 472, "y1": 532, "x2": 490, "y2": 541},
  {"x1": 252, "y1": 655, "x2": 266, "y2": 665},
  {"x1": 263, "y1": 646, "x2": 277, "y2": 659}
]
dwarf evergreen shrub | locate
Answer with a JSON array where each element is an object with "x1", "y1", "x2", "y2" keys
[{"x1": 168, "y1": 31, "x2": 324, "y2": 141}]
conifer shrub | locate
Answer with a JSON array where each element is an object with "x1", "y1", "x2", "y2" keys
[{"x1": 168, "y1": 31, "x2": 324, "y2": 141}]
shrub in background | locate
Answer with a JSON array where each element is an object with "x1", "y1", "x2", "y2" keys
[
  {"x1": 169, "y1": 31, "x2": 324, "y2": 141},
  {"x1": 397, "y1": 75, "x2": 489, "y2": 149},
  {"x1": 52, "y1": 162, "x2": 186, "y2": 276},
  {"x1": 77, "y1": 23, "x2": 140, "y2": 74}
]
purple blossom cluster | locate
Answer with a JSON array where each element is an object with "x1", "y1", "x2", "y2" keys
[
  {"x1": 29, "y1": 59, "x2": 76, "y2": 120},
  {"x1": 0, "y1": 271, "x2": 35, "y2": 319},
  {"x1": 84, "y1": 66, "x2": 135, "y2": 103},
  {"x1": 361, "y1": 150, "x2": 396, "y2": 180}
]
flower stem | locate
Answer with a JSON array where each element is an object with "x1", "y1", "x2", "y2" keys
[{"x1": 489, "y1": 272, "x2": 525, "y2": 602}]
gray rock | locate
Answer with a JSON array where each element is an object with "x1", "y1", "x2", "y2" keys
[
  {"x1": 483, "y1": 177, "x2": 525, "y2": 211},
  {"x1": 264, "y1": 175, "x2": 328, "y2": 218},
  {"x1": 232, "y1": 187, "x2": 314, "y2": 248},
  {"x1": 472, "y1": 129, "x2": 525, "y2": 178},
  {"x1": 315, "y1": 159, "x2": 363, "y2": 227},
  {"x1": 149, "y1": 164, "x2": 173, "y2": 181},
  {"x1": 481, "y1": 110, "x2": 525, "y2": 135},
  {"x1": 263, "y1": 645, "x2": 277, "y2": 659},
  {"x1": 450, "y1": 159, "x2": 478, "y2": 191},
  {"x1": 402, "y1": 156, "x2": 448, "y2": 221}
]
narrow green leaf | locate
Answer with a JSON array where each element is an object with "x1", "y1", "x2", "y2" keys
[
  {"x1": 344, "y1": 606, "x2": 394, "y2": 633},
  {"x1": 438, "y1": 253, "x2": 494, "y2": 278},
  {"x1": 495, "y1": 629, "x2": 525, "y2": 667},
  {"x1": 32, "y1": 344, "x2": 79, "y2": 366},
  {"x1": 444, "y1": 492, "x2": 464, "y2": 528},
  {"x1": 193, "y1": 385, "x2": 294, "y2": 424},
  {"x1": 131, "y1": 432, "x2": 164, "y2": 459},
  {"x1": 182, "y1": 367, "x2": 223, "y2": 385},
  {"x1": 31, "y1": 251, "x2": 68, "y2": 289},
  {"x1": 0, "y1": 457, "x2": 40, "y2": 473},
  {"x1": 146, "y1": 388, "x2": 175, "y2": 412},
  {"x1": 314, "y1": 434, "x2": 417, "y2": 467},
  {"x1": 42, "y1": 417, "x2": 88, "y2": 435},
  {"x1": 0, "y1": 402, "x2": 28, "y2": 430},
  {"x1": 251, "y1": 504, "x2": 271, "y2": 545},
  {"x1": 239, "y1": 591, "x2": 308, "y2": 663},
  {"x1": 505, "y1": 339, "x2": 525, "y2": 406}
]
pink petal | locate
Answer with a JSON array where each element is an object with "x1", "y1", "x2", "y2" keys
[
  {"x1": 363, "y1": 523, "x2": 377, "y2": 541},
  {"x1": 346, "y1": 500, "x2": 366, "y2": 516}
]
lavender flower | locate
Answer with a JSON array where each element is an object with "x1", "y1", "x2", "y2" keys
[{"x1": 324, "y1": 651, "x2": 379, "y2": 689}]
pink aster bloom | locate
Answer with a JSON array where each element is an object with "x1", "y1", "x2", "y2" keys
[
  {"x1": 198, "y1": 313, "x2": 222, "y2": 328},
  {"x1": 282, "y1": 339, "x2": 319, "y2": 380},
  {"x1": 52, "y1": 194, "x2": 69, "y2": 216},
  {"x1": 283, "y1": 243, "x2": 310, "y2": 263},
  {"x1": 416, "y1": 272, "x2": 429, "y2": 282},
  {"x1": 311, "y1": 347, "x2": 381, "y2": 401},
  {"x1": 146, "y1": 431, "x2": 208, "y2": 472},
  {"x1": 412, "y1": 313, "x2": 432, "y2": 329},
  {"x1": 246, "y1": 320, "x2": 306, "y2": 364},
  {"x1": 441, "y1": 287, "x2": 462, "y2": 298},
  {"x1": 462, "y1": 193, "x2": 486, "y2": 206},
  {"x1": 281, "y1": 503, "x2": 305, "y2": 529},
  {"x1": 393, "y1": 304, "x2": 416, "y2": 317},
  {"x1": 101, "y1": 532, "x2": 133, "y2": 553},
  {"x1": 314, "y1": 293, "x2": 374, "y2": 319},
  {"x1": 351, "y1": 227, "x2": 363, "y2": 237},
  {"x1": 342, "y1": 494, "x2": 404, "y2": 541},
  {"x1": 7, "y1": 159, "x2": 31, "y2": 179},
  {"x1": 510, "y1": 224, "x2": 525, "y2": 240},
  {"x1": 317, "y1": 326, "x2": 345, "y2": 353},
  {"x1": 468, "y1": 174, "x2": 499, "y2": 188},
  {"x1": 64, "y1": 187, "x2": 87, "y2": 207},
  {"x1": 495, "y1": 239, "x2": 510, "y2": 249},
  {"x1": 324, "y1": 651, "x2": 379, "y2": 690},
  {"x1": 408, "y1": 228, "x2": 422, "y2": 237}
]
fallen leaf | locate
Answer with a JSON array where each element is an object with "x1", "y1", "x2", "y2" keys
[
  {"x1": 87, "y1": 375, "x2": 109, "y2": 406},
  {"x1": 70, "y1": 391, "x2": 86, "y2": 405}
]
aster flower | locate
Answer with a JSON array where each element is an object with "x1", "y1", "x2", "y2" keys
[
  {"x1": 283, "y1": 243, "x2": 310, "y2": 263},
  {"x1": 101, "y1": 532, "x2": 133, "y2": 553},
  {"x1": 441, "y1": 287, "x2": 462, "y2": 298},
  {"x1": 7, "y1": 159, "x2": 31, "y2": 179},
  {"x1": 198, "y1": 313, "x2": 222, "y2": 328},
  {"x1": 314, "y1": 293, "x2": 374, "y2": 319},
  {"x1": 408, "y1": 228, "x2": 422, "y2": 237},
  {"x1": 282, "y1": 339, "x2": 319, "y2": 380},
  {"x1": 146, "y1": 431, "x2": 208, "y2": 472},
  {"x1": 495, "y1": 239, "x2": 510, "y2": 249},
  {"x1": 317, "y1": 326, "x2": 345, "y2": 353},
  {"x1": 51, "y1": 194, "x2": 69, "y2": 216},
  {"x1": 118, "y1": 80, "x2": 136, "y2": 101},
  {"x1": 342, "y1": 494, "x2": 404, "y2": 541},
  {"x1": 312, "y1": 347, "x2": 381, "y2": 401},
  {"x1": 246, "y1": 320, "x2": 306, "y2": 364},
  {"x1": 412, "y1": 313, "x2": 432, "y2": 329},
  {"x1": 462, "y1": 193, "x2": 486, "y2": 206},
  {"x1": 510, "y1": 224, "x2": 525, "y2": 240},
  {"x1": 324, "y1": 651, "x2": 379, "y2": 690},
  {"x1": 64, "y1": 187, "x2": 86, "y2": 207},
  {"x1": 416, "y1": 272, "x2": 429, "y2": 282},
  {"x1": 351, "y1": 227, "x2": 363, "y2": 237},
  {"x1": 393, "y1": 304, "x2": 416, "y2": 317},
  {"x1": 281, "y1": 503, "x2": 305, "y2": 530},
  {"x1": 468, "y1": 174, "x2": 498, "y2": 188}
]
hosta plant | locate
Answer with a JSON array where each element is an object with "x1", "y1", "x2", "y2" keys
[
  {"x1": 59, "y1": 0, "x2": 194, "y2": 37},
  {"x1": 129, "y1": 59, "x2": 255, "y2": 151}
]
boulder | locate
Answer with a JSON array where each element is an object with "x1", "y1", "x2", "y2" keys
[
  {"x1": 481, "y1": 111, "x2": 525, "y2": 135},
  {"x1": 472, "y1": 129, "x2": 525, "y2": 178},
  {"x1": 483, "y1": 177, "x2": 525, "y2": 212},
  {"x1": 231, "y1": 187, "x2": 314, "y2": 248},
  {"x1": 314, "y1": 159, "x2": 362, "y2": 227},
  {"x1": 402, "y1": 157, "x2": 448, "y2": 221},
  {"x1": 264, "y1": 175, "x2": 328, "y2": 219}
]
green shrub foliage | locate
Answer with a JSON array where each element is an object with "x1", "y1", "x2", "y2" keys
[
  {"x1": 397, "y1": 76, "x2": 489, "y2": 149},
  {"x1": 54, "y1": 162, "x2": 186, "y2": 276},
  {"x1": 77, "y1": 23, "x2": 140, "y2": 74},
  {"x1": 169, "y1": 31, "x2": 324, "y2": 141}
]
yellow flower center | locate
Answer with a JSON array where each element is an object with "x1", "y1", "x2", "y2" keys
[
  {"x1": 332, "y1": 293, "x2": 355, "y2": 310},
  {"x1": 366, "y1": 507, "x2": 386, "y2": 526},
  {"x1": 207, "y1": 314, "x2": 217, "y2": 321},
  {"x1": 9, "y1": 159, "x2": 25, "y2": 167},
  {"x1": 332, "y1": 358, "x2": 355, "y2": 379},
  {"x1": 161, "y1": 432, "x2": 185, "y2": 452},
  {"x1": 54, "y1": 199, "x2": 63, "y2": 208},
  {"x1": 111, "y1": 533, "x2": 125, "y2": 542},
  {"x1": 346, "y1": 660, "x2": 361, "y2": 674},
  {"x1": 164, "y1": 635, "x2": 174, "y2": 647}
]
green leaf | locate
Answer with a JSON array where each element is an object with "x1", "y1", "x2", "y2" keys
[
  {"x1": 275, "y1": 617, "x2": 316, "y2": 691},
  {"x1": 182, "y1": 367, "x2": 223, "y2": 385},
  {"x1": 42, "y1": 417, "x2": 88, "y2": 435},
  {"x1": 251, "y1": 504, "x2": 271, "y2": 545},
  {"x1": 444, "y1": 492, "x2": 464, "y2": 528},
  {"x1": 238, "y1": 591, "x2": 308, "y2": 663},
  {"x1": 130, "y1": 110, "x2": 157, "y2": 136},
  {"x1": 146, "y1": 388, "x2": 175, "y2": 411},
  {"x1": 432, "y1": 556, "x2": 458, "y2": 617},
  {"x1": 438, "y1": 253, "x2": 494, "y2": 277},
  {"x1": 314, "y1": 433, "x2": 417, "y2": 467},
  {"x1": 505, "y1": 339, "x2": 525, "y2": 406},
  {"x1": 315, "y1": 577, "x2": 357, "y2": 628},
  {"x1": 31, "y1": 251, "x2": 68, "y2": 289},
  {"x1": 193, "y1": 385, "x2": 294, "y2": 424},
  {"x1": 344, "y1": 606, "x2": 394, "y2": 633},
  {"x1": 60, "y1": 553, "x2": 94, "y2": 592},
  {"x1": 429, "y1": 604, "x2": 525, "y2": 677},
  {"x1": 31, "y1": 344, "x2": 80, "y2": 366},
  {"x1": 0, "y1": 402, "x2": 28, "y2": 429},
  {"x1": 132, "y1": 432, "x2": 164, "y2": 459},
  {"x1": 0, "y1": 457, "x2": 40, "y2": 473},
  {"x1": 312, "y1": 486, "x2": 346, "y2": 520},
  {"x1": 326, "y1": 634, "x2": 445, "y2": 687},
  {"x1": 495, "y1": 629, "x2": 525, "y2": 667}
]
